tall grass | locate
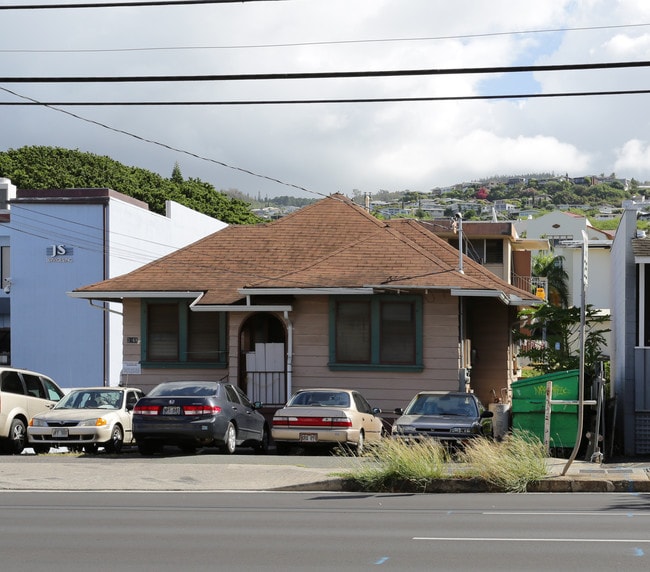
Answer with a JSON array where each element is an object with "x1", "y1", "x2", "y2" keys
[
  {"x1": 339, "y1": 431, "x2": 549, "y2": 493},
  {"x1": 338, "y1": 438, "x2": 451, "y2": 492},
  {"x1": 455, "y1": 431, "x2": 549, "y2": 492}
]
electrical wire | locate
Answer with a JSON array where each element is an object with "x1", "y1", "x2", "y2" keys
[
  {"x1": 0, "y1": 0, "x2": 286, "y2": 10},
  {"x1": 2, "y1": 88, "x2": 650, "y2": 105},
  {"x1": 2, "y1": 22, "x2": 650, "y2": 54},
  {"x1": 0, "y1": 86, "x2": 321, "y2": 197},
  {"x1": 3, "y1": 60, "x2": 650, "y2": 83}
]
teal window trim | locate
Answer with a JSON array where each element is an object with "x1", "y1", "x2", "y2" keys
[
  {"x1": 328, "y1": 294, "x2": 423, "y2": 370},
  {"x1": 140, "y1": 299, "x2": 227, "y2": 368}
]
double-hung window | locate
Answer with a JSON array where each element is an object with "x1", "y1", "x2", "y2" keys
[
  {"x1": 142, "y1": 300, "x2": 226, "y2": 367},
  {"x1": 329, "y1": 295, "x2": 422, "y2": 371}
]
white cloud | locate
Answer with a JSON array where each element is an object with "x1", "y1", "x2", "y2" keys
[{"x1": 1, "y1": 0, "x2": 650, "y2": 197}]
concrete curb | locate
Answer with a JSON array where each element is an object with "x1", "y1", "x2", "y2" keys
[{"x1": 292, "y1": 476, "x2": 650, "y2": 494}]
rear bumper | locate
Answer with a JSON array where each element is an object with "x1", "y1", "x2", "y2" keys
[
  {"x1": 133, "y1": 416, "x2": 226, "y2": 444},
  {"x1": 271, "y1": 427, "x2": 360, "y2": 446}
]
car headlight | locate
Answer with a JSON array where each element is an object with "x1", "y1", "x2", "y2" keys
[
  {"x1": 78, "y1": 418, "x2": 108, "y2": 427},
  {"x1": 30, "y1": 418, "x2": 47, "y2": 427},
  {"x1": 392, "y1": 424, "x2": 415, "y2": 434}
]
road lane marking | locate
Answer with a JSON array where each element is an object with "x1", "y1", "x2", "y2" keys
[
  {"x1": 414, "y1": 537, "x2": 650, "y2": 543},
  {"x1": 483, "y1": 512, "x2": 649, "y2": 516}
]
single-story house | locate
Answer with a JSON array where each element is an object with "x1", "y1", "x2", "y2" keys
[{"x1": 69, "y1": 194, "x2": 541, "y2": 413}]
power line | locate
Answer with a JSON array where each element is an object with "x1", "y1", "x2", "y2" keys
[
  {"x1": 0, "y1": 0, "x2": 286, "y2": 10},
  {"x1": 3, "y1": 60, "x2": 650, "y2": 83},
  {"x1": 2, "y1": 88, "x2": 650, "y2": 105},
  {"x1": 2, "y1": 22, "x2": 649, "y2": 54},
  {"x1": 0, "y1": 87, "x2": 319, "y2": 196}
]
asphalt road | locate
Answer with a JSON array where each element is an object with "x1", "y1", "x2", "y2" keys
[{"x1": 2, "y1": 490, "x2": 650, "y2": 571}]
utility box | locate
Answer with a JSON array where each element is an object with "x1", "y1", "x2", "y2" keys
[{"x1": 511, "y1": 370, "x2": 579, "y2": 449}]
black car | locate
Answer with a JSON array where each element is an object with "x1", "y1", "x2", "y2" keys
[
  {"x1": 133, "y1": 381, "x2": 268, "y2": 455},
  {"x1": 391, "y1": 391, "x2": 493, "y2": 446}
]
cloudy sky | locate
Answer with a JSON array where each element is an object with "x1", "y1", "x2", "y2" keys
[{"x1": 2, "y1": 0, "x2": 650, "y2": 199}]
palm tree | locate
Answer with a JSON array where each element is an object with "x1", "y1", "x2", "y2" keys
[{"x1": 533, "y1": 253, "x2": 570, "y2": 307}]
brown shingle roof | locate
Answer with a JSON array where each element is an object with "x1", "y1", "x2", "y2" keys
[{"x1": 74, "y1": 193, "x2": 539, "y2": 305}]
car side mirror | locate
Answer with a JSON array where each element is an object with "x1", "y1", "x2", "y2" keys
[
  {"x1": 253, "y1": 401, "x2": 264, "y2": 409},
  {"x1": 394, "y1": 408, "x2": 404, "y2": 415},
  {"x1": 481, "y1": 410, "x2": 494, "y2": 419},
  {"x1": 372, "y1": 407, "x2": 382, "y2": 415}
]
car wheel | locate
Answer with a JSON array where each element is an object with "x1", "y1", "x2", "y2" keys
[
  {"x1": 104, "y1": 425, "x2": 124, "y2": 454},
  {"x1": 355, "y1": 431, "x2": 365, "y2": 456},
  {"x1": 7, "y1": 418, "x2": 26, "y2": 455},
  {"x1": 221, "y1": 422, "x2": 237, "y2": 454},
  {"x1": 84, "y1": 443, "x2": 99, "y2": 455},
  {"x1": 32, "y1": 445, "x2": 50, "y2": 455},
  {"x1": 255, "y1": 426, "x2": 269, "y2": 454}
]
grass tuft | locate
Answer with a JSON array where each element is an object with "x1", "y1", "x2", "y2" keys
[
  {"x1": 337, "y1": 438, "x2": 451, "y2": 492},
  {"x1": 456, "y1": 431, "x2": 549, "y2": 492},
  {"x1": 338, "y1": 431, "x2": 549, "y2": 493}
]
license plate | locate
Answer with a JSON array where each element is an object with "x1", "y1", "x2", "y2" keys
[
  {"x1": 52, "y1": 428, "x2": 68, "y2": 438},
  {"x1": 299, "y1": 433, "x2": 318, "y2": 443},
  {"x1": 163, "y1": 406, "x2": 181, "y2": 415}
]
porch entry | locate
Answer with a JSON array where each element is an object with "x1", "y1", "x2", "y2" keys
[
  {"x1": 245, "y1": 343, "x2": 286, "y2": 406},
  {"x1": 240, "y1": 313, "x2": 287, "y2": 406}
]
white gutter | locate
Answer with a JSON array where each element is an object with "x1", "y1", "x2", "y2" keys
[
  {"x1": 67, "y1": 291, "x2": 204, "y2": 299},
  {"x1": 191, "y1": 304, "x2": 293, "y2": 312},
  {"x1": 449, "y1": 288, "x2": 541, "y2": 306},
  {"x1": 284, "y1": 310, "x2": 293, "y2": 399},
  {"x1": 239, "y1": 287, "x2": 373, "y2": 296}
]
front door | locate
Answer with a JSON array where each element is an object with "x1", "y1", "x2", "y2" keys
[{"x1": 239, "y1": 313, "x2": 287, "y2": 406}]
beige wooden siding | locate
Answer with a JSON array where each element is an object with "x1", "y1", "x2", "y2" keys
[
  {"x1": 288, "y1": 294, "x2": 460, "y2": 414},
  {"x1": 119, "y1": 298, "x2": 228, "y2": 391}
]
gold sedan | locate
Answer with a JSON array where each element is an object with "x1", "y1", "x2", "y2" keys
[{"x1": 272, "y1": 388, "x2": 384, "y2": 455}]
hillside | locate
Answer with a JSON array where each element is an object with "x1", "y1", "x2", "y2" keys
[{"x1": 0, "y1": 146, "x2": 261, "y2": 225}]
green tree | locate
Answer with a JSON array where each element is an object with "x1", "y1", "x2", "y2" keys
[
  {"x1": 0, "y1": 146, "x2": 261, "y2": 225},
  {"x1": 170, "y1": 162, "x2": 183, "y2": 184},
  {"x1": 516, "y1": 304, "x2": 610, "y2": 377},
  {"x1": 533, "y1": 253, "x2": 569, "y2": 307}
]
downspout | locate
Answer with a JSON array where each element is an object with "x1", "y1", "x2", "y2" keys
[
  {"x1": 103, "y1": 202, "x2": 109, "y2": 386},
  {"x1": 284, "y1": 310, "x2": 293, "y2": 399}
]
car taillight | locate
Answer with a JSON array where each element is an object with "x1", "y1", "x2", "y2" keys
[
  {"x1": 133, "y1": 404, "x2": 160, "y2": 416},
  {"x1": 325, "y1": 417, "x2": 353, "y2": 428},
  {"x1": 182, "y1": 404, "x2": 222, "y2": 415},
  {"x1": 274, "y1": 416, "x2": 352, "y2": 428}
]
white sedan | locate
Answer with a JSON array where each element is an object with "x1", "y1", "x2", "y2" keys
[{"x1": 27, "y1": 387, "x2": 144, "y2": 454}]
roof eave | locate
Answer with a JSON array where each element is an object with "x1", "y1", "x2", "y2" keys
[{"x1": 67, "y1": 290, "x2": 204, "y2": 300}]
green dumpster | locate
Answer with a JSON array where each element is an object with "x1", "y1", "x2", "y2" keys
[{"x1": 511, "y1": 370, "x2": 579, "y2": 449}]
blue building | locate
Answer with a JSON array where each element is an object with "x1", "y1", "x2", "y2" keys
[{"x1": 0, "y1": 178, "x2": 226, "y2": 389}]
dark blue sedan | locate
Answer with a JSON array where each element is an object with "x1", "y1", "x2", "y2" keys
[{"x1": 133, "y1": 381, "x2": 268, "y2": 455}]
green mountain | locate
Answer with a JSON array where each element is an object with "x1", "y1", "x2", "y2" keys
[{"x1": 0, "y1": 146, "x2": 261, "y2": 225}]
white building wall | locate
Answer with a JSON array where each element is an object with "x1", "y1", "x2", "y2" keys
[{"x1": 4, "y1": 188, "x2": 226, "y2": 389}]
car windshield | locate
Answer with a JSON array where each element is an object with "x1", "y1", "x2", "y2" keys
[
  {"x1": 288, "y1": 391, "x2": 350, "y2": 408},
  {"x1": 54, "y1": 390, "x2": 124, "y2": 410},
  {"x1": 148, "y1": 382, "x2": 218, "y2": 398},
  {"x1": 405, "y1": 394, "x2": 478, "y2": 417}
]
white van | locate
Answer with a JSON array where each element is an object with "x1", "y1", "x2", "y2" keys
[{"x1": 0, "y1": 368, "x2": 65, "y2": 454}]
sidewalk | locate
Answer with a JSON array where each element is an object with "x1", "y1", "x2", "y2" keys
[{"x1": 2, "y1": 453, "x2": 650, "y2": 492}]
